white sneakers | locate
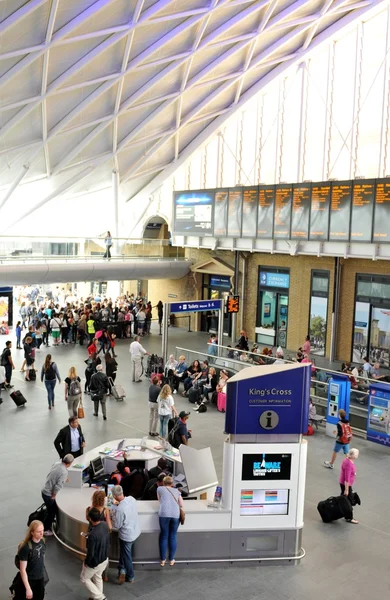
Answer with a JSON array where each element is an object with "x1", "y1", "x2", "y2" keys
[{"x1": 323, "y1": 461, "x2": 334, "y2": 469}]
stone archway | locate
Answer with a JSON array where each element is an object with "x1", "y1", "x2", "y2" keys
[{"x1": 142, "y1": 215, "x2": 170, "y2": 240}]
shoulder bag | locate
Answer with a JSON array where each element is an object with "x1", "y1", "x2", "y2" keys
[{"x1": 167, "y1": 487, "x2": 185, "y2": 525}]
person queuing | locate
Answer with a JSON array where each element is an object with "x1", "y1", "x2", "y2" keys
[
  {"x1": 148, "y1": 375, "x2": 161, "y2": 436},
  {"x1": 90, "y1": 364, "x2": 110, "y2": 420},
  {"x1": 129, "y1": 335, "x2": 149, "y2": 382},
  {"x1": 41, "y1": 354, "x2": 61, "y2": 409},
  {"x1": 10, "y1": 520, "x2": 46, "y2": 600},
  {"x1": 157, "y1": 384, "x2": 178, "y2": 438},
  {"x1": 157, "y1": 475, "x2": 184, "y2": 567},
  {"x1": 50, "y1": 313, "x2": 62, "y2": 346},
  {"x1": 64, "y1": 367, "x2": 82, "y2": 418},
  {"x1": 54, "y1": 416, "x2": 86, "y2": 459},
  {"x1": 339, "y1": 448, "x2": 360, "y2": 524},
  {"x1": 80, "y1": 507, "x2": 110, "y2": 599},
  {"x1": 112, "y1": 485, "x2": 140, "y2": 585},
  {"x1": 85, "y1": 490, "x2": 112, "y2": 582},
  {"x1": 1, "y1": 340, "x2": 15, "y2": 389},
  {"x1": 41, "y1": 454, "x2": 74, "y2": 536}
]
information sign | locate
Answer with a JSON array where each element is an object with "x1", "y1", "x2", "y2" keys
[
  {"x1": 373, "y1": 180, "x2": 390, "y2": 242},
  {"x1": 329, "y1": 181, "x2": 352, "y2": 241},
  {"x1": 242, "y1": 188, "x2": 258, "y2": 237},
  {"x1": 291, "y1": 184, "x2": 311, "y2": 239},
  {"x1": 274, "y1": 185, "x2": 292, "y2": 238},
  {"x1": 227, "y1": 189, "x2": 243, "y2": 237},
  {"x1": 214, "y1": 190, "x2": 228, "y2": 237},
  {"x1": 309, "y1": 183, "x2": 330, "y2": 240},
  {"x1": 350, "y1": 181, "x2": 375, "y2": 242},
  {"x1": 169, "y1": 300, "x2": 223, "y2": 313},
  {"x1": 257, "y1": 186, "x2": 275, "y2": 238}
]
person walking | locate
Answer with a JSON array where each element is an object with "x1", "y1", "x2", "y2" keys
[
  {"x1": 10, "y1": 520, "x2": 46, "y2": 600},
  {"x1": 23, "y1": 336, "x2": 35, "y2": 381},
  {"x1": 324, "y1": 409, "x2": 353, "y2": 469},
  {"x1": 41, "y1": 454, "x2": 74, "y2": 536},
  {"x1": 339, "y1": 448, "x2": 360, "y2": 524},
  {"x1": 85, "y1": 490, "x2": 112, "y2": 584},
  {"x1": 54, "y1": 416, "x2": 85, "y2": 459},
  {"x1": 129, "y1": 335, "x2": 149, "y2": 382},
  {"x1": 105, "y1": 351, "x2": 118, "y2": 394},
  {"x1": 148, "y1": 375, "x2": 161, "y2": 436},
  {"x1": 50, "y1": 314, "x2": 62, "y2": 346},
  {"x1": 15, "y1": 321, "x2": 22, "y2": 349},
  {"x1": 90, "y1": 364, "x2": 109, "y2": 420},
  {"x1": 112, "y1": 485, "x2": 140, "y2": 585},
  {"x1": 157, "y1": 475, "x2": 183, "y2": 567},
  {"x1": 157, "y1": 384, "x2": 178, "y2": 438},
  {"x1": 85, "y1": 352, "x2": 101, "y2": 394},
  {"x1": 103, "y1": 231, "x2": 112, "y2": 260},
  {"x1": 41, "y1": 354, "x2": 61, "y2": 409},
  {"x1": 77, "y1": 314, "x2": 87, "y2": 346},
  {"x1": 87, "y1": 317, "x2": 96, "y2": 343},
  {"x1": 64, "y1": 367, "x2": 82, "y2": 418},
  {"x1": 1, "y1": 340, "x2": 15, "y2": 389},
  {"x1": 80, "y1": 507, "x2": 110, "y2": 599}
]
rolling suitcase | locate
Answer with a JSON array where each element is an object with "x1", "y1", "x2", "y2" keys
[
  {"x1": 10, "y1": 390, "x2": 27, "y2": 407},
  {"x1": 188, "y1": 387, "x2": 201, "y2": 404},
  {"x1": 28, "y1": 369, "x2": 36, "y2": 381},
  {"x1": 27, "y1": 503, "x2": 49, "y2": 529},
  {"x1": 109, "y1": 377, "x2": 125, "y2": 401},
  {"x1": 317, "y1": 495, "x2": 351, "y2": 523}
]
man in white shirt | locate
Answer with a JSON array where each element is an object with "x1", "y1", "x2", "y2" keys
[{"x1": 129, "y1": 335, "x2": 149, "y2": 382}]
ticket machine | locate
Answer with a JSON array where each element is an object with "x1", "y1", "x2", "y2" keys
[{"x1": 325, "y1": 374, "x2": 350, "y2": 438}]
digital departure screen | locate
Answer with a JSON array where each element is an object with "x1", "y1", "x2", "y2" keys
[
  {"x1": 227, "y1": 189, "x2": 243, "y2": 237},
  {"x1": 240, "y1": 489, "x2": 289, "y2": 516},
  {"x1": 329, "y1": 181, "x2": 352, "y2": 241},
  {"x1": 373, "y1": 180, "x2": 390, "y2": 242},
  {"x1": 214, "y1": 190, "x2": 228, "y2": 236},
  {"x1": 309, "y1": 183, "x2": 330, "y2": 241},
  {"x1": 274, "y1": 185, "x2": 292, "y2": 238},
  {"x1": 242, "y1": 188, "x2": 258, "y2": 237},
  {"x1": 350, "y1": 181, "x2": 375, "y2": 242},
  {"x1": 291, "y1": 184, "x2": 311, "y2": 239},
  {"x1": 257, "y1": 186, "x2": 275, "y2": 238},
  {"x1": 242, "y1": 453, "x2": 292, "y2": 481},
  {"x1": 174, "y1": 190, "x2": 214, "y2": 234}
]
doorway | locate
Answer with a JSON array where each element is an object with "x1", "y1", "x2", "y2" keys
[{"x1": 257, "y1": 290, "x2": 289, "y2": 348}]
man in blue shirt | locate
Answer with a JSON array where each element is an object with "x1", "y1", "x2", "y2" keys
[
  {"x1": 112, "y1": 485, "x2": 140, "y2": 585},
  {"x1": 176, "y1": 411, "x2": 191, "y2": 446}
]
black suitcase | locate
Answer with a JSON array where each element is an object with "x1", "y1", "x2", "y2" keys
[
  {"x1": 317, "y1": 495, "x2": 351, "y2": 523},
  {"x1": 10, "y1": 390, "x2": 27, "y2": 407},
  {"x1": 188, "y1": 387, "x2": 201, "y2": 404},
  {"x1": 29, "y1": 369, "x2": 36, "y2": 381},
  {"x1": 27, "y1": 503, "x2": 49, "y2": 529}
]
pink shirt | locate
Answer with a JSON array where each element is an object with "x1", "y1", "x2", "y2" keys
[
  {"x1": 303, "y1": 340, "x2": 311, "y2": 354},
  {"x1": 339, "y1": 458, "x2": 356, "y2": 486}
]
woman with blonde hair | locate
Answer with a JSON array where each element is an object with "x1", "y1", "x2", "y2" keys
[
  {"x1": 157, "y1": 475, "x2": 183, "y2": 567},
  {"x1": 64, "y1": 366, "x2": 82, "y2": 417},
  {"x1": 85, "y1": 490, "x2": 112, "y2": 582},
  {"x1": 157, "y1": 384, "x2": 178, "y2": 438},
  {"x1": 10, "y1": 520, "x2": 46, "y2": 600}
]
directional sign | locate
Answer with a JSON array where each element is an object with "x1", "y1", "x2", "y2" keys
[{"x1": 170, "y1": 299, "x2": 223, "y2": 313}]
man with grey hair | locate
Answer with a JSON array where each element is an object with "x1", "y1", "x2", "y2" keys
[
  {"x1": 111, "y1": 485, "x2": 140, "y2": 584},
  {"x1": 129, "y1": 335, "x2": 150, "y2": 382},
  {"x1": 41, "y1": 454, "x2": 74, "y2": 536},
  {"x1": 90, "y1": 364, "x2": 109, "y2": 420}
]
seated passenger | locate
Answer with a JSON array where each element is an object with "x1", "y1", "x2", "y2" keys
[
  {"x1": 172, "y1": 355, "x2": 187, "y2": 394},
  {"x1": 109, "y1": 461, "x2": 130, "y2": 486},
  {"x1": 121, "y1": 468, "x2": 149, "y2": 499},
  {"x1": 142, "y1": 472, "x2": 166, "y2": 501},
  {"x1": 149, "y1": 457, "x2": 170, "y2": 480},
  {"x1": 309, "y1": 398, "x2": 317, "y2": 423}
]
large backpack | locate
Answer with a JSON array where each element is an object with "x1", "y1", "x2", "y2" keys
[
  {"x1": 168, "y1": 418, "x2": 181, "y2": 448},
  {"x1": 69, "y1": 377, "x2": 81, "y2": 396},
  {"x1": 339, "y1": 421, "x2": 353, "y2": 444},
  {"x1": 0, "y1": 349, "x2": 8, "y2": 366},
  {"x1": 45, "y1": 363, "x2": 56, "y2": 380}
]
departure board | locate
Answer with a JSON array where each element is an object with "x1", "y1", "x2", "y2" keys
[
  {"x1": 257, "y1": 186, "x2": 275, "y2": 238},
  {"x1": 373, "y1": 181, "x2": 390, "y2": 241},
  {"x1": 242, "y1": 188, "x2": 258, "y2": 237},
  {"x1": 174, "y1": 190, "x2": 214, "y2": 234},
  {"x1": 274, "y1": 185, "x2": 292, "y2": 238},
  {"x1": 291, "y1": 184, "x2": 311, "y2": 239},
  {"x1": 309, "y1": 183, "x2": 331, "y2": 241},
  {"x1": 227, "y1": 189, "x2": 243, "y2": 237},
  {"x1": 329, "y1": 181, "x2": 352, "y2": 241},
  {"x1": 350, "y1": 181, "x2": 375, "y2": 242},
  {"x1": 214, "y1": 190, "x2": 228, "y2": 237}
]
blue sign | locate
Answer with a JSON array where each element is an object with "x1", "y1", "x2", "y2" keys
[
  {"x1": 210, "y1": 275, "x2": 231, "y2": 289},
  {"x1": 260, "y1": 271, "x2": 290, "y2": 289},
  {"x1": 366, "y1": 383, "x2": 390, "y2": 446},
  {"x1": 170, "y1": 300, "x2": 223, "y2": 313},
  {"x1": 354, "y1": 321, "x2": 367, "y2": 328},
  {"x1": 225, "y1": 363, "x2": 311, "y2": 435}
]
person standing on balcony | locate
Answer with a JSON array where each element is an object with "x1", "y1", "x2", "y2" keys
[{"x1": 103, "y1": 231, "x2": 112, "y2": 260}]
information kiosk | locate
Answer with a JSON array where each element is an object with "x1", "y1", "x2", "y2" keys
[
  {"x1": 366, "y1": 382, "x2": 390, "y2": 446},
  {"x1": 325, "y1": 374, "x2": 350, "y2": 438}
]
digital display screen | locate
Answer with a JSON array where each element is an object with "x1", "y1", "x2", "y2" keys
[
  {"x1": 329, "y1": 182, "x2": 352, "y2": 241},
  {"x1": 350, "y1": 181, "x2": 375, "y2": 242},
  {"x1": 0, "y1": 296, "x2": 9, "y2": 327},
  {"x1": 227, "y1": 189, "x2": 243, "y2": 237},
  {"x1": 291, "y1": 184, "x2": 311, "y2": 239},
  {"x1": 242, "y1": 188, "x2": 258, "y2": 237},
  {"x1": 242, "y1": 453, "x2": 292, "y2": 481},
  {"x1": 91, "y1": 456, "x2": 104, "y2": 476},
  {"x1": 274, "y1": 185, "x2": 292, "y2": 238},
  {"x1": 257, "y1": 186, "x2": 275, "y2": 238},
  {"x1": 309, "y1": 183, "x2": 330, "y2": 240},
  {"x1": 214, "y1": 190, "x2": 228, "y2": 237},
  {"x1": 373, "y1": 181, "x2": 390, "y2": 242},
  {"x1": 174, "y1": 190, "x2": 214, "y2": 234},
  {"x1": 240, "y1": 489, "x2": 289, "y2": 516}
]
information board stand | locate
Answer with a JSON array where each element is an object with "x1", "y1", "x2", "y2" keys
[{"x1": 366, "y1": 382, "x2": 390, "y2": 446}]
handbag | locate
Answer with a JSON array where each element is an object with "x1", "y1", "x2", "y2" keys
[
  {"x1": 167, "y1": 488, "x2": 185, "y2": 525},
  {"x1": 77, "y1": 401, "x2": 85, "y2": 419}
]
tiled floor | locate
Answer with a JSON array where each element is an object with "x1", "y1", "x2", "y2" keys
[{"x1": 0, "y1": 324, "x2": 389, "y2": 600}]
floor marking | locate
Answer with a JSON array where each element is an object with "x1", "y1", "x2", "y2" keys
[{"x1": 115, "y1": 419, "x2": 149, "y2": 435}]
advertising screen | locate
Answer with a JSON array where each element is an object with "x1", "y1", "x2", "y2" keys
[
  {"x1": 174, "y1": 190, "x2": 214, "y2": 234},
  {"x1": 240, "y1": 489, "x2": 289, "y2": 516},
  {"x1": 329, "y1": 182, "x2": 352, "y2": 241},
  {"x1": 309, "y1": 183, "x2": 330, "y2": 240},
  {"x1": 291, "y1": 184, "x2": 311, "y2": 239},
  {"x1": 257, "y1": 186, "x2": 275, "y2": 238},
  {"x1": 213, "y1": 190, "x2": 228, "y2": 236},
  {"x1": 350, "y1": 181, "x2": 375, "y2": 242},
  {"x1": 274, "y1": 185, "x2": 292, "y2": 238},
  {"x1": 227, "y1": 189, "x2": 243, "y2": 237},
  {"x1": 0, "y1": 296, "x2": 9, "y2": 326},
  {"x1": 241, "y1": 453, "x2": 292, "y2": 481},
  {"x1": 242, "y1": 188, "x2": 258, "y2": 237},
  {"x1": 373, "y1": 181, "x2": 390, "y2": 242}
]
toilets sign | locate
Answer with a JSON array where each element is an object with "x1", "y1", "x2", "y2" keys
[
  {"x1": 170, "y1": 299, "x2": 222, "y2": 313},
  {"x1": 225, "y1": 363, "x2": 311, "y2": 435}
]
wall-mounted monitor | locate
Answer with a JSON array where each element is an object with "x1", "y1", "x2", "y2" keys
[
  {"x1": 242, "y1": 453, "x2": 292, "y2": 481},
  {"x1": 214, "y1": 190, "x2": 228, "y2": 236},
  {"x1": 174, "y1": 190, "x2": 214, "y2": 235},
  {"x1": 329, "y1": 181, "x2": 352, "y2": 241},
  {"x1": 242, "y1": 188, "x2": 258, "y2": 237},
  {"x1": 291, "y1": 184, "x2": 311, "y2": 240},
  {"x1": 240, "y1": 489, "x2": 289, "y2": 516}
]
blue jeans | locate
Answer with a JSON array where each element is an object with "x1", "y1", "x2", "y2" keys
[
  {"x1": 159, "y1": 414, "x2": 170, "y2": 438},
  {"x1": 118, "y1": 539, "x2": 135, "y2": 581},
  {"x1": 159, "y1": 517, "x2": 180, "y2": 561},
  {"x1": 45, "y1": 379, "x2": 56, "y2": 407}
]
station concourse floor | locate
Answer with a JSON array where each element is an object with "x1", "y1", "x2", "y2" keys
[{"x1": 0, "y1": 324, "x2": 389, "y2": 600}]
